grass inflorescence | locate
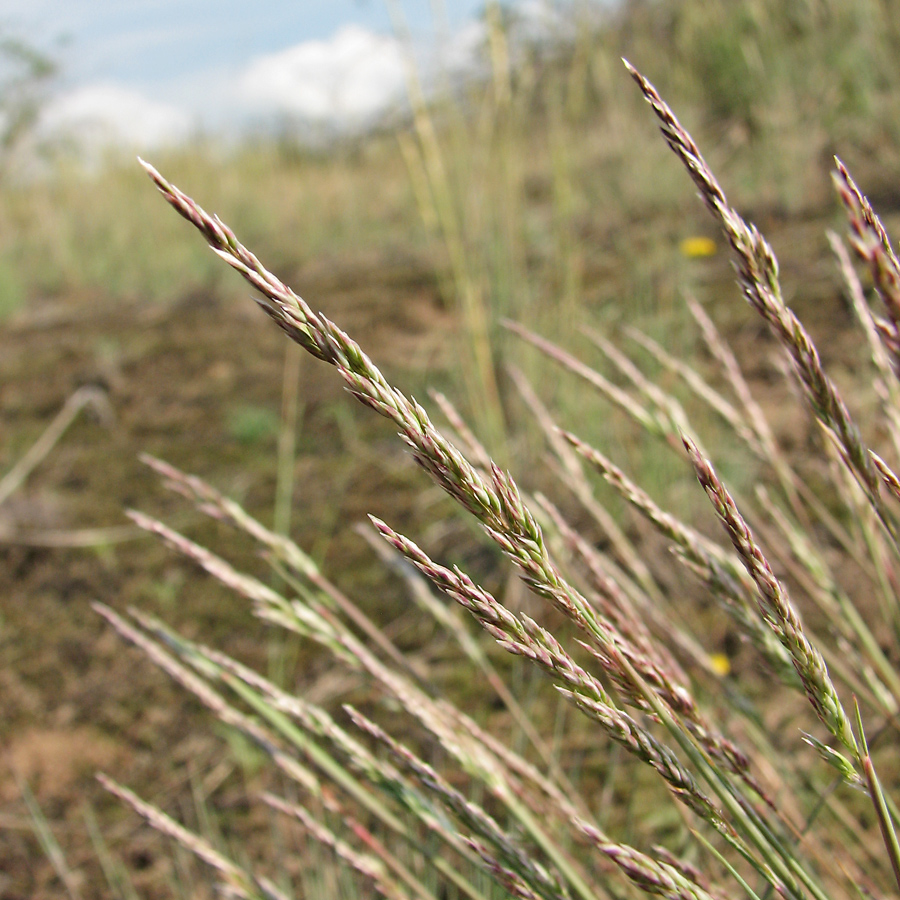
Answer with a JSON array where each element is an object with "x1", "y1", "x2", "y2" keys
[{"x1": 88, "y1": 53, "x2": 900, "y2": 900}]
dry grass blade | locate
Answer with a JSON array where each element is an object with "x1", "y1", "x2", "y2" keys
[
  {"x1": 623, "y1": 323, "x2": 760, "y2": 456},
  {"x1": 503, "y1": 318, "x2": 662, "y2": 435},
  {"x1": 428, "y1": 388, "x2": 493, "y2": 473},
  {"x1": 0, "y1": 385, "x2": 112, "y2": 508},
  {"x1": 584, "y1": 326, "x2": 703, "y2": 451},
  {"x1": 683, "y1": 295, "x2": 811, "y2": 526},
  {"x1": 684, "y1": 295, "x2": 775, "y2": 460}
]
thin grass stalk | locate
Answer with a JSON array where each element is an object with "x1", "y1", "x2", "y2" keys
[
  {"x1": 101, "y1": 602, "x2": 494, "y2": 900},
  {"x1": 828, "y1": 231, "x2": 900, "y2": 463},
  {"x1": 683, "y1": 295, "x2": 805, "y2": 523},
  {"x1": 829, "y1": 448, "x2": 900, "y2": 628},
  {"x1": 584, "y1": 327, "x2": 705, "y2": 453},
  {"x1": 350, "y1": 700, "x2": 740, "y2": 900},
  {"x1": 274, "y1": 341, "x2": 302, "y2": 537},
  {"x1": 0, "y1": 385, "x2": 112, "y2": 508},
  {"x1": 547, "y1": 78, "x2": 583, "y2": 331},
  {"x1": 18, "y1": 776, "x2": 83, "y2": 900},
  {"x1": 215, "y1": 676, "x2": 494, "y2": 900},
  {"x1": 504, "y1": 319, "x2": 665, "y2": 437},
  {"x1": 357, "y1": 520, "x2": 568, "y2": 784},
  {"x1": 592, "y1": 645, "x2": 823, "y2": 900},
  {"x1": 716, "y1": 718, "x2": 864, "y2": 893},
  {"x1": 261, "y1": 794, "x2": 419, "y2": 900},
  {"x1": 387, "y1": 0, "x2": 505, "y2": 450},
  {"x1": 82, "y1": 802, "x2": 141, "y2": 900},
  {"x1": 854, "y1": 703, "x2": 900, "y2": 894},
  {"x1": 505, "y1": 362, "x2": 662, "y2": 604},
  {"x1": 98, "y1": 776, "x2": 289, "y2": 900},
  {"x1": 623, "y1": 323, "x2": 763, "y2": 458},
  {"x1": 428, "y1": 388, "x2": 493, "y2": 472},
  {"x1": 125, "y1": 510, "x2": 359, "y2": 668},
  {"x1": 269, "y1": 552, "x2": 430, "y2": 689},
  {"x1": 691, "y1": 830, "x2": 762, "y2": 900},
  {"x1": 93, "y1": 604, "x2": 331, "y2": 800},
  {"x1": 834, "y1": 159, "x2": 900, "y2": 381}
]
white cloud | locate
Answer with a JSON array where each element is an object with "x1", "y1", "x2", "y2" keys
[
  {"x1": 237, "y1": 25, "x2": 408, "y2": 129},
  {"x1": 38, "y1": 82, "x2": 193, "y2": 151},
  {"x1": 435, "y1": 19, "x2": 488, "y2": 78},
  {"x1": 20, "y1": 4, "x2": 601, "y2": 153}
]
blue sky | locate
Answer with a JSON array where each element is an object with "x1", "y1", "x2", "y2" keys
[
  {"x1": 2, "y1": 1, "x2": 588, "y2": 148},
  {"x1": 8, "y1": 1, "x2": 488, "y2": 83},
  {"x1": 5, "y1": 2, "x2": 488, "y2": 124}
]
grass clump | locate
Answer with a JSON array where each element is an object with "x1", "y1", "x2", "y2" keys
[{"x1": 90, "y1": 57, "x2": 900, "y2": 900}]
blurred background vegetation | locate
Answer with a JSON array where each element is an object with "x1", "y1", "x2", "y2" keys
[{"x1": 2, "y1": 0, "x2": 900, "y2": 896}]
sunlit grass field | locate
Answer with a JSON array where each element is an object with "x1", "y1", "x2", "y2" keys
[{"x1": 3, "y1": 1, "x2": 900, "y2": 897}]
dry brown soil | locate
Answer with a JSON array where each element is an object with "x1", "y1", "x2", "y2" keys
[{"x1": 0, "y1": 249, "x2": 464, "y2": 899}]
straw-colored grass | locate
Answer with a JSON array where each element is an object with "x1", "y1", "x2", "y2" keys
[{"x1": 93, "y1": 54, "x2": 900, "y2": 900}]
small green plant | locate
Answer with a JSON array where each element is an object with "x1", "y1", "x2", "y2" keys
[
  {"x1": 226, "y1": 404, "x2": 281, "y2": 446},
  {"x1": 98, "y1": 61, "x2": 900, "y2": 900}
]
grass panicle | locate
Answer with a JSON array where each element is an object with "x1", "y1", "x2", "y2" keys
[
  {"x1": 87, "y1": 58, "x2": 900, "y2": 900},
  {"x1": 624, "y1": 61, "x2": 894, "y2": 538}
]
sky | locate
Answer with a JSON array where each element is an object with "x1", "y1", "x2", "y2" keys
[{"x1": 0, "y1": 0, "x2": 532, "y2": 150}]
